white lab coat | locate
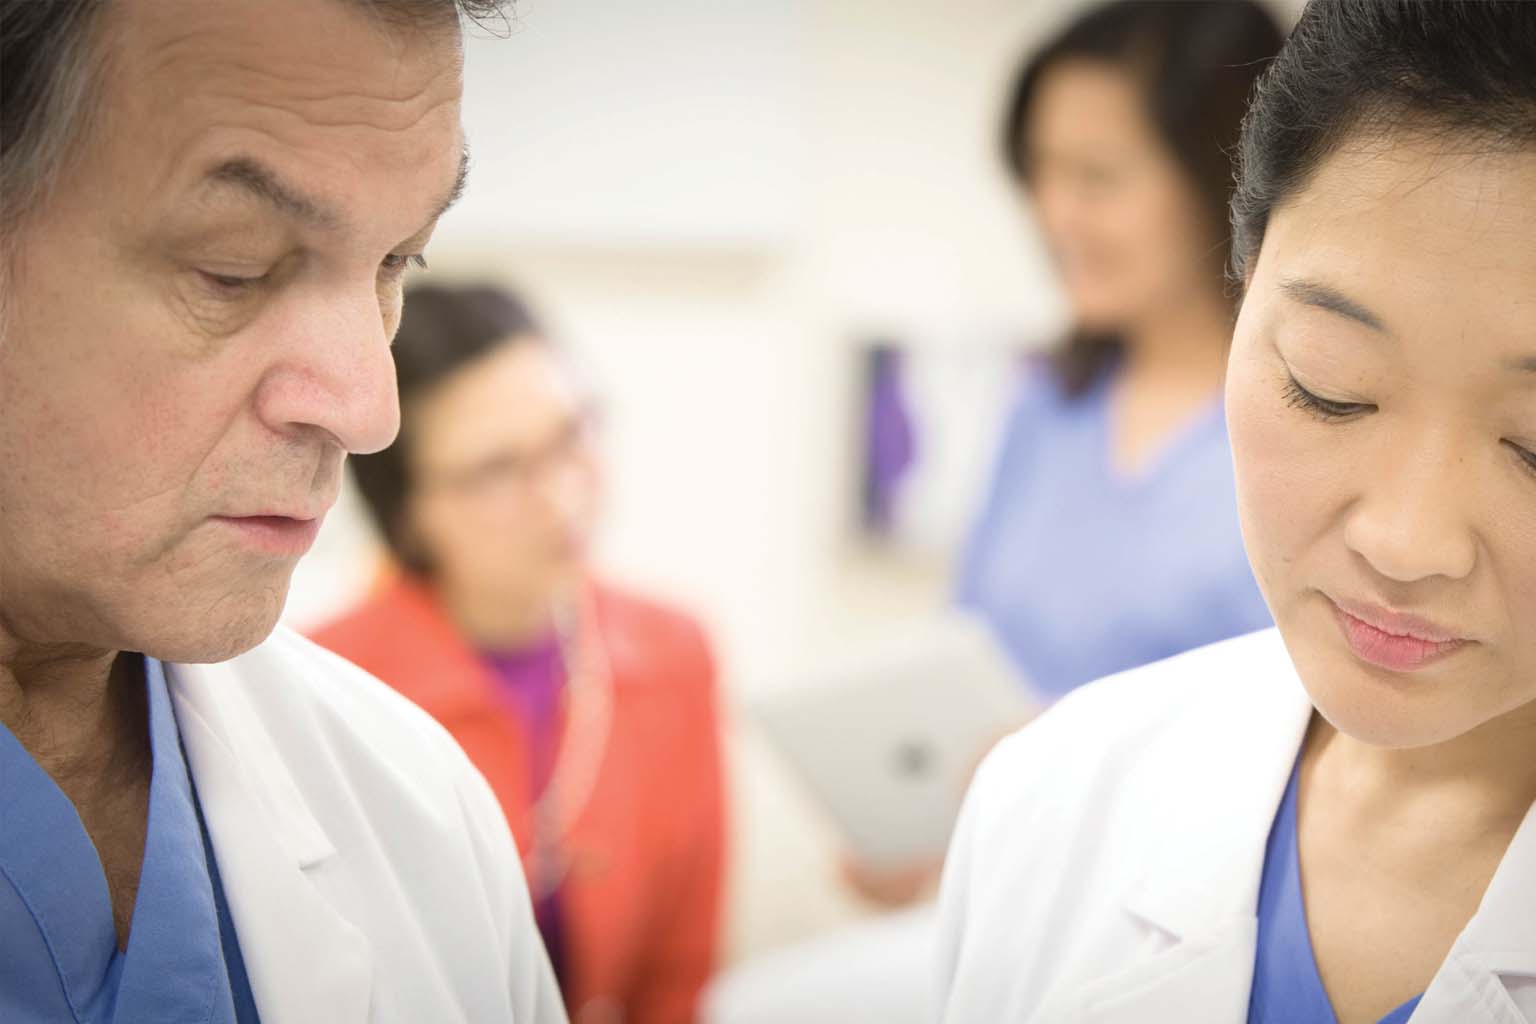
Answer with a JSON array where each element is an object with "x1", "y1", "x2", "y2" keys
[
  {"x1": 936, "y1": 628, "x2": 1536, "y2": 1024},
  {"x1": 167, "y1": 626, "x2": 568, "y2": 1024}
]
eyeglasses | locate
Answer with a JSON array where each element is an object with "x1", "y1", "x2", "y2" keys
[{"x1": 415, "y1": 411, "x2": 599, "y2": 500}]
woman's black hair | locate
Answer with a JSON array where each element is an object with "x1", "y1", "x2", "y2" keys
[
  {"x1": 1000, "y1": 0, "x2": 1284, "y2": 396},
  {"x1": 350, "y1": 282, "x2": 543, "y2": 575},
  {"x1": 1231, "y1": 0, "x2": 1536, "y2": 283}
]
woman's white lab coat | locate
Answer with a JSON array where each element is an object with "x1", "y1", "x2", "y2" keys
[
  {"x1": 167, "y1": 627, "x2": 567, "y2": 1024},
  {"x1": 936, "y1": 629, "x2": 1536, "y2": 1024}
]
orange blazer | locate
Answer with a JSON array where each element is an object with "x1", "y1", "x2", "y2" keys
[{"x1": 311, "y1": 577, "x2": 725, "y2": 1024}]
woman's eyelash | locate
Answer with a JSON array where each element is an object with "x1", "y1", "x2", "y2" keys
[
  {"x1": 1279, "y1": 375, "x2": 1536, "y2": 483},
  {"x1": 1504, "y1": 440, "x2": 1536, "y2": 479},
  {"x1": 1283, "y1": 376, "x2": 1371, "y2": 419}
]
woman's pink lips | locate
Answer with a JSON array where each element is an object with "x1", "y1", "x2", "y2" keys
[
  {"x1": 1328, "y1": 598, "x2": 1469, "y2": 672},
  {"x1": 215, "y1": 515, "x2": 322, "y2": 557}
]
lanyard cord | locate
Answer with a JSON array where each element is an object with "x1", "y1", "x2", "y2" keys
[{"x1": 528, "y1": 588, "x2": 615, "y2": 899}]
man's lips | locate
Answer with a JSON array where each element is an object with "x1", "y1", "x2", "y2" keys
[{"x1": 213, "y1": 514, "x2": 323, "y2": 557}]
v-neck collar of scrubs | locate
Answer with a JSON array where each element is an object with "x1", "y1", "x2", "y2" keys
[
  {"x1": 0, "y1": 654, "x2": 240, "y2": 1024},
  {"x1": 1248, "y1": 758, "x2": 1423, "y2": 1024},
  {"x1": 1092, "y1": 368, "x2": 1228, "y2": 491}
]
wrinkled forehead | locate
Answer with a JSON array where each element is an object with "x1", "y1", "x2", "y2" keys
[
  {"x1": 104, "y1": 0, "x2": 464, "y2": 110},
  {"x1": 84, "y1": 0, "x2": 464, "y2": 239}
]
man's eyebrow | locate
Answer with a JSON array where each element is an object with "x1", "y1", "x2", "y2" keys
[
  {"x1": 429, "y1": 147, "x2": 471, "y2": 225},
  {"x1": 206, "y1": 157, "x2": 344, "y2": 231},
  {"x1": 1278, "y1": 278, "x2": 1389, "y2": 333}
]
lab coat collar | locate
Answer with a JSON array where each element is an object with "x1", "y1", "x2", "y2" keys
[
  {"x1": 1078, "y1": 631, "x2": 1312, "y2": 1023},
  {"x1": 1124, "y1": 632, "x2": 1310, "y2": 921},
  {"x1": 1427, "y1": 797, "x2": 1536, "y2": 1022},
  {"x1": 1073, "y1": 629, "x2": 1536, "y2": 1023},
  {"x1": 167, "y1": 657, "x2": 374, "y2": 1024}
]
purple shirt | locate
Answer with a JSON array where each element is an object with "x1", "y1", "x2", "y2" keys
[
  {"x1": 483, "y1": 634, "x2": 569, "y2": 988},
  {"x1": 483, "y1": 633, "x2": 567, "y2": 797}
]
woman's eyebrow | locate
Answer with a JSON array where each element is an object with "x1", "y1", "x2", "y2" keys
[{"x1": 1278, "y1": 277, "x2": 1388, "y2": 334}]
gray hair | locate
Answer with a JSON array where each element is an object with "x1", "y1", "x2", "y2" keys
[{"x1": 1, "y1": 1, "x2": 103, "y2": 258}]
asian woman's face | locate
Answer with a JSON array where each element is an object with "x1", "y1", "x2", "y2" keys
[
  {"x1": 1227, "y1": 134, "x2": 1536, "y2": 748},
  {"x1": 1025, "y1": 60, "x2": 1217, "y2": 333}
]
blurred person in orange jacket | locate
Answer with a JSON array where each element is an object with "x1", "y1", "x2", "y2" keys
[{"x1": 312, "y1": 283, "x2": 725, "y2": 1024}]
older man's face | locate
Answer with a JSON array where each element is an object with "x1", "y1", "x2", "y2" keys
[{"x1": 0, "y1": 0, "x2": 464, "y2": 662}]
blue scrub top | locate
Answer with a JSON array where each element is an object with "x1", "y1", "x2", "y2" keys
[
  {"x1": 1248, "y1": 760, "x2": 1422, "y2": 1024},
  {"x1": 956, "y1": 364, "x2": 1271, "y2": 699},
  {"x1": 0, "y1": 655, "x2": 259, "y2": 1023}
]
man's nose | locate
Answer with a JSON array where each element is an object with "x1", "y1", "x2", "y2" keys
[{"x1": 253, "y1": 286, "x2": 402, "y2": 455}]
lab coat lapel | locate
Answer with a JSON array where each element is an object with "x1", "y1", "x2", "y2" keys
[
  {"x1": 1064, "y1": 842, "x2": 1272, "y2": 1024},
  {"x1": 168, "y1": 659, "x2": 374, "y2": 1024},
  {"x1": 1076, "y1": 637, "x2": 1314, "y2": 1024},
  {"x1": 1072, "y1": 916, "x2": 1259, "y2": 1024},
  {"x1": 1417, "y1": 798, "x2": 1536, "y2": 1024}
]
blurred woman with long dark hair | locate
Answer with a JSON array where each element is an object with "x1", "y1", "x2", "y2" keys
[{"x1": 957, "y1": 0, "x2": 1284, "y2": 698}]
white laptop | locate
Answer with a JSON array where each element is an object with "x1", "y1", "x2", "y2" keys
[{"x1": 748, "y1": 612, "x2": 1038, "y2": 869}]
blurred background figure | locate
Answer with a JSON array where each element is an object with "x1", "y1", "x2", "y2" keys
[
  {"x1": 840, "y1": 0, "x2": 1286, "y2": 911},
  {"x1": 956, "y1": 0, "x2": 1284, "y2": 700},
  {"x1": 711, "y1": 3, "x2": 1285, "y2": 1021},
  {"x1": 311, "y1": 284, "x2": 725, "y2": 1024}
]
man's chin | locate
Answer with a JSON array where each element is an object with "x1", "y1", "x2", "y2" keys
[{"x1": 134, "y1": 580, "x2": 293, "y2": 665}]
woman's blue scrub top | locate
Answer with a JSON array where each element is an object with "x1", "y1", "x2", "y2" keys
[
  {"x1": 1248, "y1": 759, "x2": 1423, "y2": 1024},
  {"x1": 957, "y1": 364, "x2": 1271, "y2": 699}
]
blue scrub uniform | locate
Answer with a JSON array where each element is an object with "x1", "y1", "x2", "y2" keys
[
  {"x1": 0, "y1": 656, "x2": 260, "y2": 1023},
  {"x1": 957, "y1": 364, "x2": 1271, "y2": 699},
  {"x1": 1248, "y1": 760, "x2": 1422, "y2": 1024}
]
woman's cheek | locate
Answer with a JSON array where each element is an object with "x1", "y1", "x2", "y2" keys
[{"x1": 1227, "y1": 354, "x2": 1315, "y2": 592}]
